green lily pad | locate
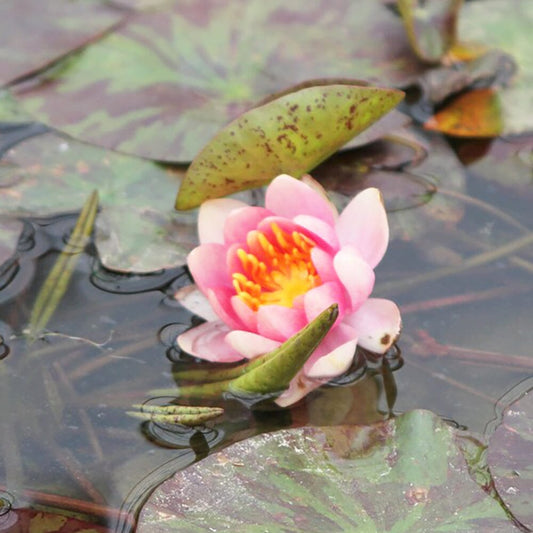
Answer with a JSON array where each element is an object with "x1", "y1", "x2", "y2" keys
[
  {"x1": 459, "y1": 0, "x2": 533, "y2": 135},
  {"x1": 138, "y1": 409, "x2": 516, "y2": 532},
  {"x1": 12, "y1": 0, "x2": 424, "y2": 162},
  {"x1": 398, "y1": 0, "x2": 462, "y2": 63},
  {"x1": 0, "y1": 0, "x2": 124, "y2": 86},
  {"x1": 488, "y1": 388, "x2": 533, "y2": 530},
  {"x1": 176, "y1": 83, "x2": 404, "y2": 209},
  {"x1": 0, "y1": 131, "x2": 196, "y2": 272}
]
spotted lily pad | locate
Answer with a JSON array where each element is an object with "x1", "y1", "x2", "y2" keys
[
  {"x1": 176, "y1": 83, "x2": 404, "y2": 209},
  {"x1": 12, "y1": 0, "x2": 424, "y2": 162},
  {"x1": 0, "y1": 0, "x2": 123, "y2": 86},
  {"x1": 138, "y1": 410, "x2": 516, "y2": 532},
  {"x1": 487, "y1": 388, "x2": 533, "y2": 530}
]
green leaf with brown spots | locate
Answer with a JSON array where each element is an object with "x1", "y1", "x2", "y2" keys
[
  {"x1": 175, "y1": 83, "x2": 404, "y2": 209},
  {"x1": 12, "y1": 0, "x2": 422, "y2": 162}
]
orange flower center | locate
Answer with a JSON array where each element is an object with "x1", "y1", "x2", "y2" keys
[{"x1": 232, "y1": 223, "x2": 321, "y2": 311}]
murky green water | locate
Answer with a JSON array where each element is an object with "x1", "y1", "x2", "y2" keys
[{"x1": 0, "y1": 132, "x2": 531, "y2": 531}]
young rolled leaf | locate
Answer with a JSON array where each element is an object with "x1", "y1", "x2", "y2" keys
[
  {"x1": 175, "y1": 84, "x2": 404, "y2": 209},
  {"x1": 152, "y1": 304, "x2": 338, "y2": 401},
  {"x1": 128, "y1": 404, "x2": 224, "y2": 427},
  {"x1": 28, "y1": 190, "x2": 98, "y2": 340}
]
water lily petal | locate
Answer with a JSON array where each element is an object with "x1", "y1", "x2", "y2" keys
[
  {"x1": 206, "y1": 287, "x2": 242, "y2": 330},
  {"x1": 336, "y1": 188, "x2": 389, "y2": 268},
  {"x1": 177, "y1": 321, "x2": 243, "y2": 362},
  {"x1": 173, "y1": 284, "x2": 219, "y2": 321},
  {"x1": 304, "y1": 281, "x2": 348, "y2": 323},
  {"x1": 306, "y1": 339, "x2": 358, "y2": 379},
  {"x1": 230, "y1": 295, "x2": 258, "y2": 331},
  {"x1": 224, "y1": 206, "x2": 273, "y2": 244},
  {"x1": 275, "y1": 373, "x2": 324, "y2": 407},
  {"x1": 225, "y1": 330, "x2": 281, "y2": 359},
  {"x1": 344, "y1": 298, "x2": 401, "y2": 353},
  {"x1": 257, "y1": 305, "x2": 308, "y2": 342},
  {"x1": 333, "y1": 246, "x2": 375, "y2": 310},
  {"x1": 188, "y1": 244, "x2": 231, "y2": 291},
  {"x1": 198, "y1": 198, "x2": 247, "y2": 244},
  {"x1": 265, "y1": 174, "x2": 337, "y2": 226},
  {"x1": 293, "y1": 215, "x2": 339, "y2": 250},
  {"x1": 310, "y1": 247, "x2": 337, "y2": 283}
]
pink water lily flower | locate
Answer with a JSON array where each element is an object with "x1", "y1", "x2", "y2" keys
[{"x1": 177, "y1": 174, "x2": 401, "y2": 406}]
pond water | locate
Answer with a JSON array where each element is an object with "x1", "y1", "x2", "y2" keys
[{"x1": 0, "y1": 129, "x2": 531, "y2": 531}]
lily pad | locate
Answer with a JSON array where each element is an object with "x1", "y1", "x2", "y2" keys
[
  {"x1": 12, "y1": 0, "x2": 424, "y2": 162},
  {"x1": 138, "y1": 409, "x2": 516, "y2": 532},
  {"x1": 459, "y1": 0, "x2": 533, "y2": 135},
  {"x1": 0, "y1": 0, "x2": 124, "y2": 86},
  {"x1": 488, "y1": 388, "x2": 533, "y2": 530},
  {"x1": 175, "y1": 83, "x2": 404, "y2": 209},
  {"x1": 0, "y1": 131, "x2": 196, "y2": 272},
  {"x1": 398, "y1": 0, "x2": 462, "y2": 63}
]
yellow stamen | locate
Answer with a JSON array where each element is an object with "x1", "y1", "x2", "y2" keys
[{"x1": 232, "y1": 223, "x2": 321, "y2": 311}]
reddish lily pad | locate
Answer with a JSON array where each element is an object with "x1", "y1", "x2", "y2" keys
[
  {"x1": 175, "y1": 83, "x2": 404, "y2": 209},
  {"x1": 424, "y1": 89, "x2": 503, "y2": 138},
  {"x1": 0, "y1": 0, "x2": 124, "y2": 86},
  {"x1": 138, "y1": 409, "x2": 516, "y2": 532},
  {"x1": 398, "y1": 0, "x2": 463, "y2": 63},
  {"x1": 12, "y1": 0, "x2": 424, "y2": 162},
  {"x1": 488, "y1": 388, "x2": 533, "y2": 530}
]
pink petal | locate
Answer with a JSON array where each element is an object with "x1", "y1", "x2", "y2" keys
[
  {"x1": 306, "y1": 339, "x2": 358, "y2": 379},
  {"x1": 257, "y1": 305, "x2": 308, "y2": 342},
  {"x1": 206, "y1": 287, "x2": 242, "y2": 330},
  {"x1": 303, "y1": 281, "x2": 349, "y2": 323},
  {"x1": 173, "y1": 284, "x2": 219, "y2": 321},
  {"x1": 333, "y1": 246, "x2": 375, "y2": 310},
  {"x1": 293, "y1": 215, "x2": 339, "y2": 251},
  {"x1": 198, "y1": 198, "x2": 247, "y2": 244},
  {"x1": 336, "y1": 188, "x2": 389, "y2": 268},
  {"x1": 310, "y1": 247, "x2": 337, "y2": 283},
  {"x1": 343, "y1": 298, "x2": 402, "y2": 353},
  {"x1": 177, "y1": 321, "x2": 243, "y2": 362},
  {"x1": 265, "y1": 174, "x2": 337, "y2": 226},
  {"x1": 187, "y1": 244, "x2": 231, "y2": 292},
  {"x1": 224, "y1": 206, "x2": 272, "y2": 244},
  {"x1": 225, "y1": 331, "x2": 281, "y2": 359},
  {"x1": 230, "y1": 295, "x2": 258, "y2": 332},
  {"x1": 275, "y1": 373, "x2": 324, "y2": 407}
]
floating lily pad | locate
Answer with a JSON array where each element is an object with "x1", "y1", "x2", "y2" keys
[
  {"x1": 398, "y1": 0, "x2": 462, "y2": 63},
  {"x1": 0, "y1": 132, "x2": 196, "y2": 272},
  {"x1": 488, "y1": 389, "x2": 533, "y2": 530},
  {"x1": 459, "y1": 0, "x2": 533, "y2": 135},
  {"x1": 138, "y1": 409, "x2": 516, "y2": 532},
  {"x1": 176, "y1": 83, "x2": 404, "y2": 209},
  {"x1": 0, "y1": 0, "x2": 124, "y2": 86},
  {"x1": 12, "y1": 0, "x2": 425, "y2": 162}
]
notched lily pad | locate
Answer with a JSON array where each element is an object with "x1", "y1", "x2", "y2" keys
[
  {"x1": 176, "y1": 83, "x2": 404, "y2": 209},
  {"x1": 138, "y1": 409, "x2": 516, "y2": 532},
  {"x1": 12, "y1": 0, "x2": 422, "y2": 162},
  {"x1": 488, "y1": 389, "x2": 533, "y2": 530}
]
